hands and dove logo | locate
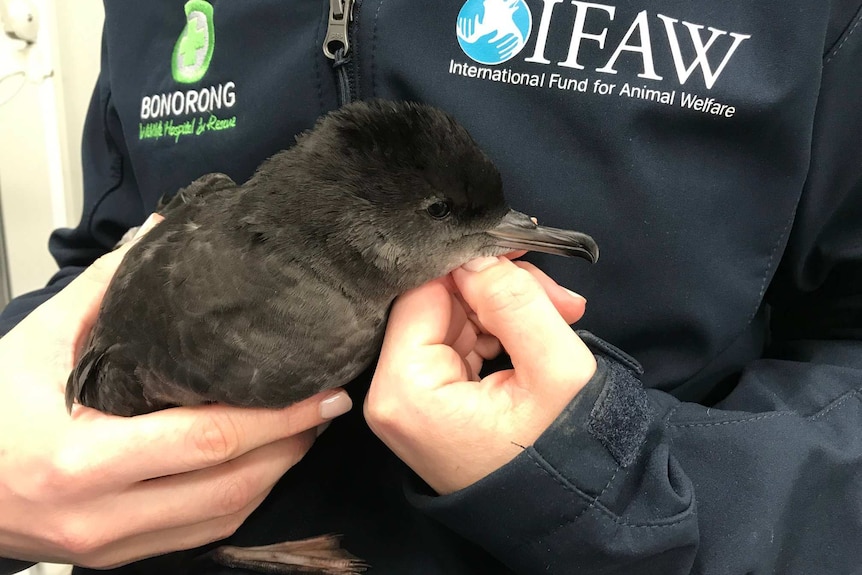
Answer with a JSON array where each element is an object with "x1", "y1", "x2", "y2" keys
[{"x1": 456, "y1": 0, "x2": 533, "y2": 65}]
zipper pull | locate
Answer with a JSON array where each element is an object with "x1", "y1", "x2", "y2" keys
[{"x1": 323, "y1": 0, "x2": 354, "y2": 59}]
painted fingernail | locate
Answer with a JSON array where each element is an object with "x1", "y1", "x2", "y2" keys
[
  {"x1": 564, "y1": 288, "x2": 586, "y2": 303},
  {"x1": 319, "y1": 391, "x2": 352, "y2": 419},
  {"x1": 462, "y1": 256, "x2": 500, "y2": 272}
]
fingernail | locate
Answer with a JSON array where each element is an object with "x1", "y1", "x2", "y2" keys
[
  {"x1": 316, "y1": 422, "x2": 332, "y2": 437},
  {"x1": 462, "y1": 256, "x2": 500, "y2": 272},
  {"x1": 319, "y1": 391, "x2": 352, "y2": 419},
  {"x1": 134, "y1": 213, "x2": 159, "y2": 238},
  {"x1": 564, "y1": 288, "x2": 586, "y2": 303}
]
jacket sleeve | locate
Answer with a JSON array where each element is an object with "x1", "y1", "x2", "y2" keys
[
  {"x1": 0, "y1": 559, "x2": 34, "y2": 575},
  {"x1": 409, "y1": 5, "x2": 862, "y2": 574},
  {"x1": 0, "y1": 32, "x2": 145, "y2": 337}
]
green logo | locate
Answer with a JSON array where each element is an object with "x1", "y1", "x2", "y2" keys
[{"x1": 172, "y1": 0, "x2": 215, "y2": 84}]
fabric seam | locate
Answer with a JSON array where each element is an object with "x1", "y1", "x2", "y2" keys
[
  {"x1": 85, "y1": 89, "x2": 126, "y2": 238},
  {"x1": 668, "y1": 387, "x2": 860, "y2": 428},
  {"x1": 824, "y1": 4, "x2": 862, "y2": 63},
  {"x1": 525, "y1": 449, "x2": 693, "y2": 529},
  {"x1": 370, "y1": 0, "x2": 386, "y2": 98}
]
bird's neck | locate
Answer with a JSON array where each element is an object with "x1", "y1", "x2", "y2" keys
[
  {"x1": 263, "y1": 214, "x2": 404, "y2": 310},
  {"x1": 241, "y1": 171, "x2": 409, "y2": 307},
  {"x1": 313, "y1": 243, "x2": 403, "y2": 308}
]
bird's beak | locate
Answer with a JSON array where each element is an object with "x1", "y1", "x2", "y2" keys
[{"x1": 487, "y1": 209, "x2": 599, "y2": 263}]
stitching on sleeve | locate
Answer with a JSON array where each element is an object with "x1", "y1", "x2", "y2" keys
[
  {"x1": 825, "y1": 8, "x2": 862, "y2": 63},
  {"x1": 525, "y1": 449, "x2": 606, "y2": 503},
  {"x1": 669, "y1": 388, "x2": 860, "y2": 428},
  {"x1": 810, "y1": 388, "x2": 861, "y2": 420},
  {"x1": 671, "y1": 411, "x2": 791, "y2": 429},
  {"x1": 526, "y1": 451, "x2": 693, "y2": 529}
]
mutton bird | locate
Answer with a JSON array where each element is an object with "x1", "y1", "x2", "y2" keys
[{"x1": 67, "y1": 100, "x2": 599, "y2": 574}]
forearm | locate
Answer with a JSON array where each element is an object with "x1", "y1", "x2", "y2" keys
[
  {"x1": 410, "y1": 337, "x2": 862, "y2": 574},
  {"x1": 0, "y1": 268, "x2": 83, "y2": 336},
  {"x1": 409, "y1": 339, "x2": 696, "y2": 574}
]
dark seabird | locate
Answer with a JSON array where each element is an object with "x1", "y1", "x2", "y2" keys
[{"x1": 66, "y1": 100, "x2": 599, "y2": 574}]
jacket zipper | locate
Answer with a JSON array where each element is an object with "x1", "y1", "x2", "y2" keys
[{"x1": 323, "y1": 0, "x2": 357, "y2": 105}]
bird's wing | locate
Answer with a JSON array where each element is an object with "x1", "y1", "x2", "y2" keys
[
  {"x1": 157, "y1": 172, "x2": 237, "y2": 213},
  {"x1": 112, "y1": 174, "x2": 239, "y2": 251},
  {"x1": 69, "y1": 219, "x2": 382, "y2": 416}
]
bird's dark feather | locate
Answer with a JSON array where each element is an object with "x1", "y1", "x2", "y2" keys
[
  {"x1": 66, "y1": 100, "x2": 528, "y2": 416},
  {"x1": 68, "y1": 188, "x2": 386, "y2": 414}
]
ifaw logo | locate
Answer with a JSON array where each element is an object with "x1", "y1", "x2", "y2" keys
[{"x1": 455, "y1": 0, "x2": 751, "y2": 90}]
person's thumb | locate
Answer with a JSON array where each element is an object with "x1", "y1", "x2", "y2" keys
[{"x1": 451, "y1": 256, "x2": 596, "y2": 398}]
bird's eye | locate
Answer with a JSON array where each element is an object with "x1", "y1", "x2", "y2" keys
[{"x1": 426, "y1": 200, "x2": 452, "y2": 220}]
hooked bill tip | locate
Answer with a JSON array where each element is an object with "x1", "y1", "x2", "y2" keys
[{"x1": 487, "y1": 210, "x2": 599, "y2": 263}]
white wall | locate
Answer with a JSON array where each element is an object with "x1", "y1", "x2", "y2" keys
[
  {"x1": 0, "y1": 0, "x2": 104, "y2": 298},
  {"x1": 0, "y1": 8, "x2": 104, "y2": 573},
  {"x1": 53, "y1": 0, "x2": 104, "y2": 224}
]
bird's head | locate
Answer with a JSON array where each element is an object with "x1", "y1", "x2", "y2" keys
[{"x1": 273, "y1": 100, "x2": 598, "y2": 292}]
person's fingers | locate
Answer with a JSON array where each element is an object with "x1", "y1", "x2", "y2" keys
[
  {"x1": 451, "y1": 327, "x2": 478, "y2": 360},
  {"x1": 502, "y1": 249, "x2": 528, "y2": 260},
  {"x1": 452, "y1": 257, "x2": 595, "y2": 392},
  {"x1": 67, "y1": 488, "x2": 272, "y2": 570},
  {"x1": 384, "y1": 278, "x2": 455, "y2": 348},
  {"x1": 94, "y1": 430, "x2": 315, "y2": 541},
  {"x1": 5, "y1": 477, "x2": 273, "y2": 568},
  {"x1": 443, "y1": 290, "x2": 471, "y2": 350},
  {"x1": 453, "y1": 260, "x2": 584, "y2": 333},
  {"x1": 62, "y1": 389, "x2": 350, "y2": 488},
  {"x1": 513, "y1": 261, "x2": 586, "y2": 324},
  {"x1": 376, "y1": 278, "x2": 475, "y2": 396},
  {"x1": 464, "y1": 351, "x2": 484, "y2": 380},
  {"x1": 133, "y1": 213, "x2": 164, "y2": 238},
  {"x1": 453, "y1": 292, "x2": 487, "y2": 332},
  {"x1": 450, "y1": 315, "x2": 478, "y2": 359},
  {"x1": 474, "y1": 333, "x2": 502, "y2": 360}
]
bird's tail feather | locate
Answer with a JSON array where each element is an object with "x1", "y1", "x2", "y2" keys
[
  {"x1": 65, "y1": 346, "x2": 104, "y2": 413},
  {"x1": 66, "y1": 343, "x2": 149, "y2": 416}
]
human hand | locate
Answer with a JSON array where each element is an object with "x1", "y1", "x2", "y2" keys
[
  {"x1": 456, "y1": 14, "x2": 519, "y2": 60},
  {"x1": 0, "y1": 216, "x2": 352, "y2": 568},
  {"x1": 490, "y1": 32, "x2": 520, "y2": 60},
  {"x1": 456, "y1": 13, "x2": 481, "y2": 42},
  {"x1": 365, "y1": 256, "x2": 596, "y2": 495}
]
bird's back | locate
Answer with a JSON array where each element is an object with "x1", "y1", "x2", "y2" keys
[{"x1": 67, "y1": 182, "x2": 387, "y2": 416}]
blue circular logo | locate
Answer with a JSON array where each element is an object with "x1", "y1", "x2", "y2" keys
[{"x1": 456, "y1": 0, "x2": 533, "y2": 65}]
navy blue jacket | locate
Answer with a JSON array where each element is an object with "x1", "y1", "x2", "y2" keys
[{"x1": 2, "y1": 1, "x2": 861, "y2": 573}]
